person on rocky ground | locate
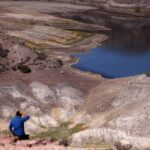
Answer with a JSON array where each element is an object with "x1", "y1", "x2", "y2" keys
[{"x1": 9, "y1": 111, "x2": 30, "y2": 140}]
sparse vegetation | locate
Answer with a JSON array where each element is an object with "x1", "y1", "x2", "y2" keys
[
  {"x1": 134, "y1": 7, "x2": 141, "y2": 13},
  {"x1": 66, "y1": 31, "x2": 92, "y2": 45},
  {"x1": 0, "y1": 45, "x2": 9, "y2": 58},
  {"x1": 17, "y1": 64, "x2": 31, "y2": 73},
  {"x1": 0, "y1": 130, "x2": 10, "y2": 135},
  {"x1": 114, "y1": 142, "x2": 132, "y2": 150},
  {"x1": 59, "y1": 139, "x2": 69, "y2": 147},
  {"x1": 25, "y1": 42, "x2": 48, "y2": 51},
  {"x1": 134, "y1": 0, "x2": 141, "y2": 13},
  {"x1": 32, "y1": 123, "x2": 87, "y2": 141},
  {"x1": 56, "y1": 59, "x2": 63, "y2": 67},
  {"x1": 36, "y1": 52, "x2": 47, "y2": 60},
  {"x1": 146, "y1": 72, "x2": 150, "y2": 77}
]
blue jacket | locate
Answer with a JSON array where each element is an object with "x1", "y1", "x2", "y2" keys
[{"x1": 9, "y1": 116, "x2": 30, "y2": 137}]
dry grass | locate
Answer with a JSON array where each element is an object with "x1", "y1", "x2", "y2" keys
[{"x1": 32, "y1": 123, "x2": 87, "y2": 141}]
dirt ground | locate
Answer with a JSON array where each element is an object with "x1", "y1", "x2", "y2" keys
[{"x1": 0, "y1": 1, "x2": 109, "y2": 93}]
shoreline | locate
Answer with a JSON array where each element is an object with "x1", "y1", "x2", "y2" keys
[{"x1": 64, "y1": 34, "x2": 109, "y2": 80}]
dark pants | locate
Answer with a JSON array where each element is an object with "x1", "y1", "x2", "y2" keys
[{"x1": 18, "y1": 134, "x2": 29, "y2": 140}]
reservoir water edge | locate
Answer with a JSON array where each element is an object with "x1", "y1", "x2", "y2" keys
[{"x1": 72, "y1": 26, "x2": 150, "y2": 78}]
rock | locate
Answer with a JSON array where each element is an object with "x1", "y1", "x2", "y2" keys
[
  {"x1": 55, "y1": 83, "x2": 84, "y2": 108},
  {"x1": 30, "y1": 82, "x2": 56, "y2": 105},
  {"x1": 0, "y1": 45, "x2": 9, "y2": 58},
  {"x1": 25, "y1": 106, "x2": 42, "y2": 115},
  {"x1": 30, "y1": 82, "x2": 84, "y2": 122},
  {"x1": 1, "y1": 106, "x2": 15, "y2": 118},
  {"x1": 31, "y1": 115, "x2": 59, "y2": 128},
  {"x1": 0, "y1": 81, "x2": 84, "y2": 132},
  {"x1": 0, "y1": 64, "x2": 6, "y2": 73},
  {"x1": 50, "y1": 0, "x2": 150, "y2": 12},
  {"x1": 36, "y1": 52, "x2": 47, "y2": 61},
  {"x1": 71, "y1": 128, "x2": 150, "y2": 149},
  {"x1": 70, "y1": 75, "x2": 150, "y2": 149},
  {"x1": 59, "y1": 139, "x2": 69, "y2": 147},
  {"x1": 17, "y1": 64, "x2": 31, "y2": 73},
  {"x1": 25, "y1": 121, "x2": 43, "y2": 133}
]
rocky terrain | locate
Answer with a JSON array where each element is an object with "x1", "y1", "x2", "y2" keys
[
  {"x1": 0, "y1": 136, "x2": 108, "y2": 150},
  {"x1": 71, "y1": 75, "x2": 150, "y2": 149},
  {"x1": 0, "y1": 1, "x2": 150, "y2": 150},
  {"x1": 49, "y1": 0, "x2": 150, "y2": 16}
]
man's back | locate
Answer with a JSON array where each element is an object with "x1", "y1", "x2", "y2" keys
[{"x1": 9, "y1": 115, "x2": 30, "y2": 137}]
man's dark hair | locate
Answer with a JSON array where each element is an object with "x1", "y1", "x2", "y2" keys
[{"x1": 16, "y1": 111, "x2": 22, "y2": 116}]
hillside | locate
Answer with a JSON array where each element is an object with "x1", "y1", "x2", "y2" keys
[
  {"x1": 9, "y1": 0, "x2": 150, "y2": 16},
  {"x1": 0, "y1": 1, "x2": 150, "y2": 150}
]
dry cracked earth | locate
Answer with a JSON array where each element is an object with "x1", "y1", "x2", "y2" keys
[{"x1": 0, "y1": 1, "x2": 150, "y2": 150}]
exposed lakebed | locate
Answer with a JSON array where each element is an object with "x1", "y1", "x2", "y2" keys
[{"x1": 73, "y1": 26, "x2": 150, "y2": 78}]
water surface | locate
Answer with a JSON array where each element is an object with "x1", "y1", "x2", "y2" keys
[{"x1": 73, "y1": 27, "x2": 150, "y2": 78}]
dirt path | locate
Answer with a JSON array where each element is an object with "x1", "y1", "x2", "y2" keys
[{"x1": 0, "y1": 136, "x2": 111, "y2": 150}]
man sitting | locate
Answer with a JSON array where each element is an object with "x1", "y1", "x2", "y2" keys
[{"x1": 9, "y1": 111, "x2": 30, "y2": 140}]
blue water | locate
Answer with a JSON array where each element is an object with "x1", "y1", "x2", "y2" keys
[{"x1": 73, "y1": 27, "x2": 150, "y2": 78}]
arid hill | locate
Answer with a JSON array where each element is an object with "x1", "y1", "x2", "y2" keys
[{"x1": 0, "y1": 1, "x2": 150, "y2": 150}]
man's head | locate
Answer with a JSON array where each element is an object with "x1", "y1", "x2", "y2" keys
[{"x1": 16, "y1": 111, "x2": 22, "y2": 117}]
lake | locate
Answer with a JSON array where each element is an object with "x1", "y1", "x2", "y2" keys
[{"x1": 73, "y1": 26, "x2": 150, "y2": 78}]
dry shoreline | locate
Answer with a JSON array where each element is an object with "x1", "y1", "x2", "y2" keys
[{"x1": 65, "y1": 34, "x2": 108, "y2": 80}]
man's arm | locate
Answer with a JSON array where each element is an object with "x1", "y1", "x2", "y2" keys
[{"x1": 21, "y1": 116, "x2": 30, "y2": 122}]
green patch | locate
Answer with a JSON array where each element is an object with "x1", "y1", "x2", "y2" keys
[
  {"x1": 76, "y1": 31, "x2": 92, "y2": 38},
  {"x1": 66, "y1": 31, "x2": 93, "y2": 45},
  {"x1": 25, "y1": 31, "x2": 93, "y2": 51},
  {"x1": 0, "y1": 130, "x2": 10, "y2": 135},
  {"x1": 25, "y1": 42, "x2": 48, "y2": 51},
  {"x1": 32, "y1": 123, "x2": 87, "y2": 141},
  {"x1": 47, "y1": 39, "x2": 63, "y2": 44}
]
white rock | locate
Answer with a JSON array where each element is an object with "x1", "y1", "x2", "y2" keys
[
  {"x1": 32, "y1": 115, "x2": 59, "y2": 127},
  {"x1": 30, "y1": 82, "x2": 56, "y2": 104}
]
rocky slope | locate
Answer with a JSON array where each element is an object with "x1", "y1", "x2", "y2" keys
[
  {"x1": 50, "y1": 0, "x2": 150, "y2": 16},
  {"x1": 71, "y1": 75, "x2": 150, "y2": 149},
  {"x1": 0, "y1": 81, "x2": 85, "y2": 132},
  {"x1": 0, "y1": 0, "x2": 105, "y2": 141},
  {"x1": 0, "y1": 1, "x2": 150, "y2": 150}
]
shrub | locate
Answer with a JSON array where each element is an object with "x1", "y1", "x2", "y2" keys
[
  {"x1": 32, "y1": 123, "x2": 86, "y2": 141},
  {"x1": 59, "y1": 139, "x2": 69, "y2": 147},
  {"x1": 146, "y1": 72, "x2": 150, "y2": 77},
  {"x1": 57, "y1": 59, "x2": 63, "y2": 67},
  {"x1": 17, "y1": 64, "x2": 31, "y2": 73},
  {"x1": 134, "y1": 7, "x2": 141, "y2": 13},
  {"x1": 114, "y1": 142, "x2": 132, "y2": 150},
  {"x1": 36, "y1": 52, "x2": 47, "y2": 60},
  {"x1": 0, "y1": 45, "x2": 9, "y2": 58}
]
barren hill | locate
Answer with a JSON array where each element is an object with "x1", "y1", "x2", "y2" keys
[{"x1": 0, "y1": 1, "x2": 149, "y2": 150}]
